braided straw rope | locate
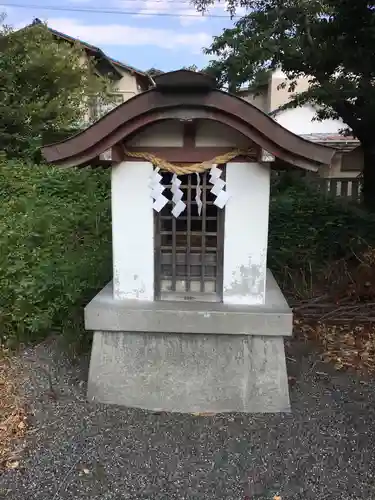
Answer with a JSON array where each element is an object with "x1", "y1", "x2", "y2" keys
[{"x1": 123, "y1": 148, "x2": 255, "y2": 175}]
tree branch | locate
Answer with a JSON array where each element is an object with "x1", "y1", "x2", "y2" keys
[{"x1": 304, "y1": 13, "x2": 314, "y2": 48}]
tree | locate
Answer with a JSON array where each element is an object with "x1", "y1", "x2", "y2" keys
[
  {"x1": 146, "y1": 65, "x2": 200, "y2": 77},
  {"x1": 0, "y1": 16, "x2": 113, "y2": 160},
  {"x1": 146, "y1": 67, "x2": 165, "y2": 78},
  {"x1": 193, "y1": 0, "x2": 375, "y2": 210},
  {"x1": 182, "y1": 64, "x2": 199, "y2": 71}
]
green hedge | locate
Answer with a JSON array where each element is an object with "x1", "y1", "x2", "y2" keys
[
  {"x1": 0, "y1": 156, "x2": 111, "y2": 348},
  {"x1": 268, "y1": 175, "x2": 375, "y2": 282},
  {"x1": 2, "y1": 161, "x2": 375, "y2": 348}
]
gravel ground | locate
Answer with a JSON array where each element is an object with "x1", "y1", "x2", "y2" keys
[{"x1": 0, "y1": 337, "x2": 374, "y2": 500}]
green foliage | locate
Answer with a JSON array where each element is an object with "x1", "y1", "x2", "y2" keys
[
  {"x1": 268, "y1": 175, "x2": 375, "y2": 287},
  {"x1": 182, "y1": 64, "x2": 199, "y2": 71},
  {"x1": 146, "y1": 68, "x2": 164, "y2": 78},
  {"x1": 197, "y1": 0, "x2": 375, "y2": 133},
  {"x1": 3, "y1": 154, "x2": 374, "y2": 350},
  {"x1": 0, "y1": 156, "x2": 111, "y2": 349},
  {"x1": 0, "y1": 16, "x2": 113, "y2": 160},
  {"x1": 193, "y1": 0, "x2": 375, "y2": 208}
]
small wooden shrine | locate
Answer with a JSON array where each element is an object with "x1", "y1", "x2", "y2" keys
[{"x1": 43, "y1": 70, "x2": 335, "y2": 413}]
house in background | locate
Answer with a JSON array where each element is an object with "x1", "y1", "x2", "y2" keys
[
  {"x1": 20, "y1": 20, "x2": 363, "y2": 182},
  {"x1": 239, "y1": 69, "x2": 362, "y2": 179},
  {"x1": 29, "y1": 19, "x2": 153, "y2": 121}
]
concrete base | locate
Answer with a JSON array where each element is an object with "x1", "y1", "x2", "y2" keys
[
  {"x1": 85, "y1": 270, "x2": 292, "y2": 413},
  {"x1": 87, "y1": 331, "x2": 290, "y2": 413}
]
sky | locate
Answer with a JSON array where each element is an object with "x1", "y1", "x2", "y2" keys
[{"x1": 0, "y1": 0, "x2": 246, "y2": 72}]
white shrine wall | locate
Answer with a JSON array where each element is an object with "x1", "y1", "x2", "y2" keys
[
  {"x1": 125, "y1": 119, "x2": 251, "y2": 148},
  {"x1": 126, "y1": 121, "x2": 184, "y2": 147},
  {"x1": 223, "y1": 162, "x2": 270, "y2": 305},
  {"x1": 111, "y1": 161, "x2": 154, "y2": 300},
  {"x1": 113, "y1": 119, "x2": 270, "y2": 304},
  {"x1": 195, "y1": 120, "x2": 252, "y2": 148},
  {"x1": 111, "y1": 160, "x2": 270, "y2": 305}
]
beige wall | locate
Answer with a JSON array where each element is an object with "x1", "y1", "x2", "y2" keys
[
  {"x1": 318, "y1": 152, "x2": 362, "y2": 179},
  {"x1": 238, "y1": 71, "x2": 311, "y2": 113},
  {"x1": 78, "y1": 50, "x2": 140, "y2": 100},
  {"x1": 88, "y1": 65, "x2": 141, "y2": 121},
  {"x1": 112, "y1": 69, "x2": 140, "y2": 102},
  {"x1": 268, "y1": 71, "x2": 311, "y2": 112},
  {"x1": 79, "y1": 53, "x2": 89, "y2": 67},
  {"x1": 239, "y1": 89, "x2": 268, "y2": 112}
]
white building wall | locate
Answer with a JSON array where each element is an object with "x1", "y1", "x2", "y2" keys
[
  {"x1": 111, "y1": 161, "x2": 154, "y2": 300},
  {"x1": 274, "y1": 104, "x2": 344, "y2": 135},
  {"x1": 223, "y1": 162, "x2": 270, "y2": 305}
]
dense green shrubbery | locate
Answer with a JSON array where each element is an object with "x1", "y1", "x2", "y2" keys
[
  {"x1": 268, "y1": 174, "x2": 375, "y2": 292},
  {"x1": 2, "y1": 161, "x2": 374, "y2": 347},
  {"x1": 0, "y1": 156, "x2": 111, "y2": 348}
]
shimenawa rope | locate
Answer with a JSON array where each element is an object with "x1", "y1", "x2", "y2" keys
[{"x1": 123, "y1": 148, "x2": 255, "y2": 175}]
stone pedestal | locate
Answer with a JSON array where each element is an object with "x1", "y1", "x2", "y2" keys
[{"x1": 85, "y1": 270, "x2": 292, "y2": 413}]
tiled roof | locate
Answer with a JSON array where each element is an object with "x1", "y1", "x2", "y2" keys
[
  {"x1": 300, "y1": 133, "x2": 359, "y2": 143},
  {"x1": 300, "y1": 133, "x2": 360, "y2": 152}
]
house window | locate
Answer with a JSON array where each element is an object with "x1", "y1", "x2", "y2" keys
[{"x1": 154, "y1": 171, "x2": 225, "y2": 302}]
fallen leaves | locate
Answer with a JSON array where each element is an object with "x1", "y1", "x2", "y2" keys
[
  {"x1": 17, "y1": 420, "x2": 26, "y2": 431},
  {"x1": 291, "y1": 249, "x2": 375, "y2": 374},
  {"x1": 0, "y1": 349, "x2": 27, "y2": 467},
  {"x1": 5, "y1": 460, "x2": 19, "y2": 470},
  {"x1": 295, "y1": 318, "x2": 375, "y2": 374}
]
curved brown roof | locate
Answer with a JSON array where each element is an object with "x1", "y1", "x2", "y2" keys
[{"x1": 42, "y1": 70, "x2": 335, "y2": 170}]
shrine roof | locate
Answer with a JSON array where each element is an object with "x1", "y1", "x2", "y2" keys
[
  {"x1": 42, "y1": 70, "x2": 336, "y2": 171},
  {"x1": 152, "y1": 70, "x2": 216, "y2": 91}
]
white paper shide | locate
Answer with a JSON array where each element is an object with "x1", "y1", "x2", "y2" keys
[
  {"x1": 149, "y1": 167, "x2": 168, "y2": 212},
  {"x1": 149, "y1": 167, "x2": 230, "y2": 217},
  {"x1": 195, "y1": 172, "x2": 203, "y2": 216},
  {"x1": 209, "y1": 165, "x2": 230, "y2": 209},
  {"x1": 171, "y1": 173, "x2": 186, "y2": 218}
]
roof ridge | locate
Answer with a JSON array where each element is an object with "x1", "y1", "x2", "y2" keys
[{"x1": 29, "y1": 20, "x2": 150, "y2": 81}]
